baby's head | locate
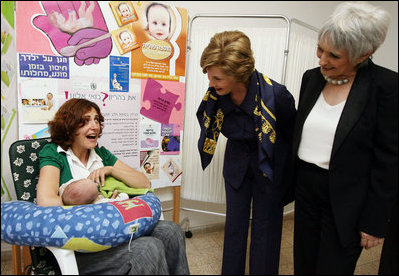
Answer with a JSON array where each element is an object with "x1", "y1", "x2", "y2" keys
[
  {"x1": 145, "y1": 3, "x2": 171, "y2": 40},
  {"x1": 62, "y1": 179, "x2": 98, "y2": 205},
  {"x1": 47, "y1": 92, "x2": 53, "y2": 100},
  {"x1": 119, "y1": 30, "x2": 134, "y2": 45},
  {"x1": 118, "y1": 2, "x2": 132, "y2": 18}
]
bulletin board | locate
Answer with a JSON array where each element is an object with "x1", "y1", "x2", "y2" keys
[{"x1": 15, "y1": 1, "x2": 188, "y2": 189}]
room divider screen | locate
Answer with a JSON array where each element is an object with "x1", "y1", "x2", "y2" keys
[{"x1": 179, "y1": 14, "x2": 319, "y2": 228}]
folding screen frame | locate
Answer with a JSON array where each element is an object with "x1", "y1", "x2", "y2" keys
[
  {"x1": 186, "y1": 14, "x2": 291, "y2": 85},
  {"x1": 177, "y1": 14, "x2": 319, "y2": 236},
  {"x1": 175, "y1": 14, "x2": 289, "y2": 235}
]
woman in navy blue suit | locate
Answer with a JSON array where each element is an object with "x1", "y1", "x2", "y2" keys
[
  {"x1": 292, "y1": 2, "x2": 398, "y2": 274},
  {"x1": 197, "y1": 31, "x2": 296, "y2": 275}
]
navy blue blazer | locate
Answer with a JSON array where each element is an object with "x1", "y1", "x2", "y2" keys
[
  {"x1": 221, "y1": 75, "x2": 296, "y2": 204},
  {"x1": 292, "y1": 60, "x2": 398, "y2": 246}
]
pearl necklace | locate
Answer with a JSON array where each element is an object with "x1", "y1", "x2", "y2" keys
[{"x1": 323, "y1": 75, "x2": 349, "y2": 85}]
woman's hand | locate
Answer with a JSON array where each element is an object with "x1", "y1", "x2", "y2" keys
[
  {"x1": 360, "y1": 231, "x2": 384, "y2": 249},
  {"x1": 88, "y1": 160, "x2": 151, "y2": 189},
  {"x1": 87, "y1": 166, "x2": 113, "y2": 186}
]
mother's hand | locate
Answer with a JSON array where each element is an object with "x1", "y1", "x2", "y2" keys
[{"x1": 87, "y1": 166, "x2": 113, "y2": 187}]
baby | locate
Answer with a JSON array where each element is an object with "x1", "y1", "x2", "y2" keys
[
  {"x1": 118, "y1": 2, "x2": 132, "y2": 18},
  {"x1": 41, "y1": 92, "x2": 54, "y2": 111},
  {"x1": 145, "y1": 2, "x2": 171, "y2": 41},
  {"x1": 61, "y1": 176, "x2": 163, "y2": 219},
  {"x1": 118, "y1": 2, "x2": 137, "y2": 23},
  {"x1": 61, "y1": 178, "x2": 129, "y2": 205},
  {"x1": 60, "y1": 175, "x2": 154, "y2": 205},
  {"x1": 119, "y1": 30, "x2": 135, "y2": 48}
]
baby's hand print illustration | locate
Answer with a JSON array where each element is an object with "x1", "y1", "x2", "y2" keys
[{"x1": 32, "y1": 1, "x2": 112, "y2": 66}]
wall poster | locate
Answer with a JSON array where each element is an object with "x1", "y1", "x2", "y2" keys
[{"x1": 15, "y1": 1, "x2": 188, "y2": 189}]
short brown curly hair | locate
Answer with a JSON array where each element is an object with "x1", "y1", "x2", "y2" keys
[{"x1": 48, "y1": 98, "x2": 104, "y2": 150}]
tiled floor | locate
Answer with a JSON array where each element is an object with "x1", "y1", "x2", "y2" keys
[
  {"x1": 1, "y1": 213, "x2": 383, "y2": 275},
  {"x1": 185, "y1": 213, "x2": 383, "y2": 275}
]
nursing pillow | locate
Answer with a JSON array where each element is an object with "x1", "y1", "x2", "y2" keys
[{"x1": 1, "y1": 193, "x2": 161, "y2": 252}]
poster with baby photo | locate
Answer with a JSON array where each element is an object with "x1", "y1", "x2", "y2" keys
[
  {"x1": 109, "y1": 1, "x2": 139, "y2": 26},
  {"x1": 111, "y1": 24, "x2": 140, "y2": 55},
  {"x1": 110, "y1": 56, "x2": 129, "y2": 92},
  {"x1": 140, "y1": 149, "x2": 160, "y2": 180},
  {"x1": 19, "y1": 78, "x2": 57, "y2": 124},
  {"x1": 129, "y1": 1, "x2": 188, "y2": 81}
]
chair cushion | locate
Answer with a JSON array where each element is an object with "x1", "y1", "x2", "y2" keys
[
  {"x1": 9, "y1": 138, "x2": 51, "y2": 203},
  {"x1": 1, "y1": 193, "x2": 161, "y2": 252}
]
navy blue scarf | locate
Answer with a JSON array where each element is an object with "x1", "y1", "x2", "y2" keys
[{"x1": 197, "y1": 70, "x2": 277, "y2": 182}]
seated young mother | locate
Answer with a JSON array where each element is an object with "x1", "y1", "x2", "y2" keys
[{"x1": 37, "y1": 98, "x2": 190, "y2": 275}]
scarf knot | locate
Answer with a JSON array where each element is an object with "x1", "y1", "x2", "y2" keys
[{"x1": 197, "y1": 70, "x2": 277, "y2": 183}]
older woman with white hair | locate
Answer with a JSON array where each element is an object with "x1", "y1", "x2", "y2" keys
[{"x1": 291, "y1": 1, "x2": 397, "y2": 274}]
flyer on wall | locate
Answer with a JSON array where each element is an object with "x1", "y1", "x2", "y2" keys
[
  {"x1": 13, "y1": 1, "x2": 186, "y2": 188},
  {"x1": 122, "y1": 1, "x2": 188, "y2": 81}
]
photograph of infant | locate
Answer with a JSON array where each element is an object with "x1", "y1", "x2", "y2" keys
[
  {"x1": 111, "y1": 25, "x2": 140, "y2": 55},
  {"x1": 128, "y1": 2, "x2": 188, "y2": 80},
  {"x1": 20, "y1": 93, "x2": 56, "y2": 124},
  {"x1": 143, "y1": 2, "x2": 175, "y2": 41},
  {"x1": 109, "y1": 1, "x2": 138, "y2": 26}
]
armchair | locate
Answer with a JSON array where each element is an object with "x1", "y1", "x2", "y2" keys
[{"x1": 8, "y1": 138, "x2": 78, "y2": 275}]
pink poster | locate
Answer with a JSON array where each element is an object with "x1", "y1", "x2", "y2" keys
[
  {"x1": 140, "y1": 78, "x2": 185, "y2": 127},
  {"x1": 17, "y1": 1, "x2": 112, "y2": 66},
  {"x1": 16, "y1": 1, "x2": 53, "y2": 55}
]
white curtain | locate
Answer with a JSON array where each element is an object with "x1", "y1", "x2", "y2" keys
[
  {"x1": 181, "y1": 25, "x2": 288, "y2": 204},
  {"x1": 285, "y1": 22, "x2": 319, "y2": 107}
]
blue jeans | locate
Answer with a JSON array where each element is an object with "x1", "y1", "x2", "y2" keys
[{"x1": 75, "y1": 220, "x2": 190, "y2": 275}]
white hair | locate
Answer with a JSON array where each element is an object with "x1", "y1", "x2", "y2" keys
[{"x1": 318, "y1": 1, "x2": 391, "y2": 65}]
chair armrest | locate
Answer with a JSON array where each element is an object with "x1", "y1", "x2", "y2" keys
[{"x1": 46, "y1": 247, "x2": 79, "y2": 275}]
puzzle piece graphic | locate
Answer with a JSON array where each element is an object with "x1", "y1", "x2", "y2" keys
[{"x1": 140, "y1": 78, "x2": 182, "y2": 124}]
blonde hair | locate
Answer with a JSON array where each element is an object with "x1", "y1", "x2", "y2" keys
[
  {"x1": 200, "y1": 31, "x2": 255, "y2": 84},
  {"x1": 319, "y1": 1, "x2": 391, "y2": 65}
]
